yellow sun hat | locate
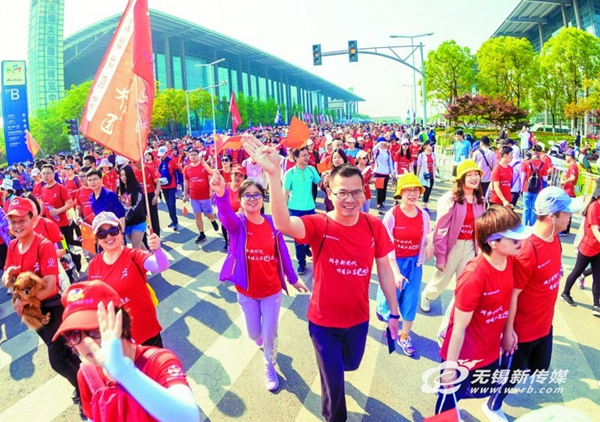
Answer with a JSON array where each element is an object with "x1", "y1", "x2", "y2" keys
[
  {"x1": 394, "y1": 173, "x2": 425, "y2": 199},
  {"x1": 455, "y1": 159, "x2": 483, "y2": 181}
]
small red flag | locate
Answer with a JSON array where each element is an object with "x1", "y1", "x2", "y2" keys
[
  {"x1": 25, "y1": 129, "x2": 41, "y2": 158},
  {"x1": 229, "y1": 92, "x2": 242, "y2": 133},
  {"x1": 216, "y1": 135, "x2": 243, "y2": 153},
  {"x1": 80, "y1": 0, "x2": 154, "y2": 162},
  {"x1": 80, "y1": 223, "x2": 97, "y2": 255},
  {"x1": 280, "y1": 117, "x2": 310, "y2": 149}
]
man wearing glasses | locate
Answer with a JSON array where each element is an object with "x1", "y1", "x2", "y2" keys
[
  {"x1": 183, "y1": 149, "x2": 219, "y2": 244},
  {"x1": 242, "y1": 134, "x2": 399, "y2": 422},
  {"x1": 283, "y1": 147, "x2": 321, "y2": 275}
]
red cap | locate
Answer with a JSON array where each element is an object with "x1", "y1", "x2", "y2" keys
[
  {"x1": 231, "y1": 165, "x2": 246, "y2": 175},
  {"x1": 52, "y1": 281, "x2": 121, "y2": 341},
  {"x1": 6, "y1": 197, "x2": 35, "y2": 217}
]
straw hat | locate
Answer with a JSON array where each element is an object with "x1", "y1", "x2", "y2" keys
[{"x1": 393, "y1": 173, "x2": 425, "y2": 199}]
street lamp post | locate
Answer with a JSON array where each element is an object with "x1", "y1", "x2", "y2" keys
[
  {"x1": 390, "y1": 33, "x2": 433, "y2": 126},
  {"x1": 195, "y1": 58, "x2": 225, "y2": 140},
  {"x1": 185, "y1": 81, "x2": 228, "y2": 137}
]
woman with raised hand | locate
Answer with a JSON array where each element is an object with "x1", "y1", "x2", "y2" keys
[{"x1": 211, "y1": 170, "x2": 309, "y2": 391}]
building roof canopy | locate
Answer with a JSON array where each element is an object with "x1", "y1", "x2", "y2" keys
[{"x1": 492, "y1": 0, "x2": 570, "y2": 39}]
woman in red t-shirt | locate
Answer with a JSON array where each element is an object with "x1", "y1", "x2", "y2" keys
[
  {"x1": 394, "y1": 140, "x2": 412, "y2": 176},
  {"x1": 356, "y1": 150, "x2": 373, "y2": 213},
  {"x1": 436, "y1": 206, "x2": 531, "y2": 414},
  {"x1": 221, "y1": 154, "x2": 233, "y2": 184},
  {"x1": 87, "y1": 212, "x2": 168, "y2": 347},
  {"x1": 211, "y1": 173, "x2": 308, "y2": 391},
  {"x1": 377, "y1": 173, "x2": 432, "y2": 357}
]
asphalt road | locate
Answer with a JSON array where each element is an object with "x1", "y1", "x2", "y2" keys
[{"x1": 1, "y1": 177, "x2": 599, "y2": 422}]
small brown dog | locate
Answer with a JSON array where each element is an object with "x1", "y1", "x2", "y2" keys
[{"x1": 12, "y1": 272, "x2": 50, "y2": 331}]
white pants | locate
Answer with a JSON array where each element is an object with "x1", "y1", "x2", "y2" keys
[{"x1": 423, "y1": 239, "x2": 475, "y2": 301}]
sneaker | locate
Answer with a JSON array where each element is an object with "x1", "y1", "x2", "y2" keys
[
  {"x1": 480, "y1": 401, "x2": 508, "y2": 422},
  {"x1": 167, "y1": 222, "x2": 175, "y2": 228},
  {"x1": 593, "y1": 306, "x2": 600, "y2": 317},
  {"x1": 211, "y1": 220, "x2": 219, "y2": 231},
  {"x1": 420, "y1": 293, "x2": 431, "y2": 313},
  {"x1": 306, "y1": 247, "x2": 313, "y2": 258},
  {"x1": 222, "y1": 243, "x2": 228, "y2": 251},
  {"x1": 6, "y1": 287, "x2": 13, "y2": 295},
  {"x1": 172, "y1": 225, "x2": 179, "y2": 232},
  {"x1": 423, "y1": 207, "x2": 430, "y2": 214},
  {"x1": 195, "y1": 233, "x2": 207, "y2": 244},
  {"x1": 72, "y1": 388, "x2": 81, "y2": 405},
  {"x1": 297, "y1": 266, "x2": 306, "y2": 275},
  {"x1": 578, "y1": 276, "x2": 586, "y2": 290},
  {"x1": 558, "y1": 232, "x2": 567, "y2": 237},
  {"x1": 397, "y1": 336, "x2": 416, "y2": 357},
  {"x1": 560, "y1": 293, "x2": 577, "y2": 307},
  {"x1": 255, "y1": 335, "x2": 264, "y2": 347},
  {"x1": 265, "y1": 365, "x2": 279, "y2": 391}
]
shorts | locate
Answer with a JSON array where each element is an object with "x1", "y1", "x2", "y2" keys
[
  {"x1": 124, "y1": 221, "x2": 147, "y2": 235},
  {"x1": 191, "y1": 198, "x2": 214, "y2": 215}
]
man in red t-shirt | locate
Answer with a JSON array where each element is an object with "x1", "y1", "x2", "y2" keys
[
  {"x1": 484, "y1": 188, "x2": 582, "y2": 418},
  {"x1": 75, "y1": 166, "x2": 95, "y2": 225},
  {"x1": 40, "y1": 164, "x2": 74, "y2": 232},
  {"x1": 242, "y1": 134, "x2": 399, "y2": 422},
  {"x1": 559, "y1": 151, "x2": 579, "y2": 235},
  {"x1": 521, "y1": 145, "x2": 549, "y2": 226},
  {"x1": 489, "y1": 146, "x2": 514, "y2": 206},
  {"x1": 183, "y1": 149, "x2": 218, "y2": 243}
]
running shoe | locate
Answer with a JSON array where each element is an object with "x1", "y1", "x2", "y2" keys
[
  {"x1": 420, "y1": 293, "x2": 431, "y2": 313},
  {"x1": 397, "y1": 336, "x2": 416, "y2": 357},
  {"x1": 211, "y1": 220, "x2": 219, "y2": 231},
  {"x1": 265, "y1": 365, "x2": 279, "y2": 391},
  {"x1": 172, "y1": 225, "x2": 179, "y2": 232},
  {"x1": 560, "y1": 293, "x2": 577, "y2": 307},
  {"x1": 195, "y1": 233, "x2": 207, "y2": 244},
  {"x1": 480, "y1": 401, "x2": 508, "y2": 422},
  {"x1": 297, "y1": 266, "x2": 306, "y2": 275},
  {"x1": 255, "y1": 335, "x2": 264, "y2": 347},
  {"x1": 592, "y1": 306, "x2": 600, "y2": 317},
  {"x1": 167, "y1": 222, "x2": 175, "y2": 228},
  {"x1": 578, "y1": 275, "x2": 586, "y2": 290},
  {"x1": 222, "y1": 243, "x2": 228, "y2": 251}
]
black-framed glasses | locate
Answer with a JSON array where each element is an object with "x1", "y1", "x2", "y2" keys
[
  {"x1": 331, "y1": 190, "x2": 365, "y2": 199},
  {"x1": 63, "y1": 329, "x2": 102, "y2": 346},
  {"x1": 241, "y1": 192, "x2": 263, "y2": 201},
  {"x1": 96, "y1": 226, "x2": 121, "y2": 240}
]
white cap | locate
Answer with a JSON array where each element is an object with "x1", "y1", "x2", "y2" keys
[
  {"x1": 99, "y1": 159, "x2": 112, "y2": 168},
  {"x1": 31, "y1": 168, "x2": 40, "y2": 177},
  {"x1": 157, "y1": 146, "x2": 168, "y2": 157},
  {"x1": 307, "y1": 139, "x2": 314, "y2": 146}
]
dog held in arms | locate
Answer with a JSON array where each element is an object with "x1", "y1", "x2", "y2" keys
[{"x1": 12, "y1": 272, "x2": 50, "y2": 330}]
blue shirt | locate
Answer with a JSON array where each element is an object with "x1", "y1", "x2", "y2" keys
[
  {"x1": 284, "y1": 166, "x2": 321, "y2": 211},
  {"x1": 90, "y1": 187, "x2": 126, "y2": 218},
  {"x1": 454, "y1": 140, "x2": 470, "y2": 162}
]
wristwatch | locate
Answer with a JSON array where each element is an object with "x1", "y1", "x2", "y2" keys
[{"x1": 389, "y1": 314, "x2": 400, "y2": 320}]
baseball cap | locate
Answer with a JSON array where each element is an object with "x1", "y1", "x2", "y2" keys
[
  {"x1": 157, "y1": 146, "x2": 168, "y2": 157},
  {"x1": 52, "y1": 281, "x2": 122, "y2": 341},
  {"x1": 66, "y1": 164, "x2": 75, "y2": 170},
  {"x1": 6, "y1": 197, "x2": 35, "y2": 217},
  {"x1": 92, "y1": 211, "x2": 121, "y2": 233},
  {"x1": 325, "y1": 139, "x2": 333, "y2": 145},
  {"x1": 231, "y1": 165, "x2": 247, "y2": 175},
  {"x1": 485, "y1": 223, "x2": 534, "y2": 243},
  {"x1": 1, "y1": 179, "x2": 14, "y2": 191},
  {"x1": 31, "y1": 168, "x2": 40, "y2": 177},
  {"x1": 99, "y1": 159, "x2": 112, "y2": 168},
  {"x1": 535, "y1": 186, "x2": 583, "y2": 216},
  {"x1": 306, "y1": 139, "x2": 314, "y2": 146}
]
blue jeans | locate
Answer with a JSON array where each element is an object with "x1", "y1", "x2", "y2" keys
[
  {"x1": 163, "y1": 187, "x2": 178, "y2": 226},
  {"x1": 522, "y1": 192, "x2": 537, "y2": 226},
  {"x1": 289, "y1": 209, "x2": 315, "y2": 268},
  {"x1": 309, "y1": 321, "x2": 369, "y2": 422}
]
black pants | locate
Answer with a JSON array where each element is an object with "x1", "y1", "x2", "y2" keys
[
  {"x1": 374, "y1": 174, "x2": 389, "y2": 207},
  {"x1": 563, "y1": 252, "x2": 600, "y2": 306},
  {"x1": 481, "y1": 182, "x2": 490, "y2": 198},
  {"x1": 39, "y1": 296, "x2": 81, "y2": 389},
  {"x1": 488, "y1": 329, "x2": 553, "y2": 410},
  {"x1": 163, "y1": 188, "x2": 178, "y2": 226},
  {"x1": 436, "y1": 360, "x2": 499, "y2": 414},
  {"x1": 312, "y1": 183, "x2": 318, "y2": 202},
  {"x1": 563, "y1": 215, "x2": 572, "y2": 234},
  {"x1": 222, "y1": 225, "x2": 229, "y2": 247},
  {"x1": 511, "y1": 192, "x2": 520, "y2": 206},
  {"x1": 147, "y1": 192, "x2": 161, "y2": 237},
  {"x1": 423, "y1": 179, "x2": 435, "y2": 203},
  {"x1": 309, "y1": 321, "x2": 369, "y2": 422},
  {"x1": 59, "y1": 225, "x2": 81, "y2": 248}
]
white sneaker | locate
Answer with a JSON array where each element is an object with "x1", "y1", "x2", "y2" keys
[
  {"x1": 6, "y1": 287, "x2": 13, "y2": 295},
  {"x1": 480, "y1": 401, "x2": 508, "y2": 422},
  {"x1": 265, "y1": 365, "x2": 279, "y2": 391},
  {"x1": 420, "y1": 293, "x2": 431, "y2": 313}
]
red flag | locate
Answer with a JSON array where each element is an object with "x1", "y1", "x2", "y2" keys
[
  {"x1": 80, "y1": 0, "x2": 154, "y2": 162},
  {"x1": 280, "y1": 117, "x2": 310, "y2": 149},
  {"x1": 25, "y1": 129, "x2": 41, "y2": 158},
  {"x1": 80, "y1": 223, "x2": 97, "y2": 255},
  {"x1": 216, "y1": 135, "x2": 243, "y2": 153},
  {"x1": 229, "y1": 92, "x2": 242, "y2": 132}
]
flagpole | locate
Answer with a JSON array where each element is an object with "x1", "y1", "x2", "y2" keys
[{"x1": 134, "y1": 76, "x2": 154, "y2": 235}]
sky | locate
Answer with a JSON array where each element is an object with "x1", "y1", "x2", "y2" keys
[{"x1": 0, "y1": 0, "x2": 519, "y2": 118}]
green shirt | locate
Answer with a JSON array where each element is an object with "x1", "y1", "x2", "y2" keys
[{"x1": 284, "y1": 165, "x2": 321, "y2": 211}]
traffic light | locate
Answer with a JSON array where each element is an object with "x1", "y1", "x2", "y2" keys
[
  {"x1": 312, "y1": 44, "x2": 322, "y2": 66},
  {"x1": 348, "y1": 40, "x2": 358, "y2": 62},
  {"x1": 66, "y1": 119, "x2": 79, "y2": 136}
]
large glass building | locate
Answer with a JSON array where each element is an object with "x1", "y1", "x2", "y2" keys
[
  {"x1": 492, "y1": 0, "x2": 600, "y2": 51},
  {"x1": 61, "y1": 9, "x2": 362, "y2": 122}
]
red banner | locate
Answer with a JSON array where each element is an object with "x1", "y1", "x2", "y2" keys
[
  {"x1": 25, "y1": 129, "x2": 41, "y2": 158},
  {"x1": 229, "y1": 92, "x2": 242, "y2": 133},
  {"x1": 80, "y1": 0, "x2": 154, "y2": 162}
]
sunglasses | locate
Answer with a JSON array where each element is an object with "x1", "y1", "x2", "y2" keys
[
  {"x1": 96, "y1": 226, "x2": 121, "y2": 240},
  {"x1": 63, "y1": 329, "x2": 102, "y2": 346},
  {"x1": 241, "y1": 192, "x2": 263, "y2": 201},
  {"x1": 221, "y1": 158, "x2": 230, "y2": 162}
]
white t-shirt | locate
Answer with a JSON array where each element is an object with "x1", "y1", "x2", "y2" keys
[{"x1": 519, "y1": 131, "x2": 530, "y2": 150}]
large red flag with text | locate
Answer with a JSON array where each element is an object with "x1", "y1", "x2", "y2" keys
[
  {"x1": 229, "y1": 92, "x2": 242, "y2": 132},
  {"x1": 80, "y1": 0, "x2": 154, "y2": 162}
]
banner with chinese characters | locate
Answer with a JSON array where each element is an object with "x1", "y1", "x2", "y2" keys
[{"x1": 1, "y1": 61, "x2": 33, "y2": 164}]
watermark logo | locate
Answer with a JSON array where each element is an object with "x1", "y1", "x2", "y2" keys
[{"x1": 421, "y1": 359, "x2": 482, "y2": 394}]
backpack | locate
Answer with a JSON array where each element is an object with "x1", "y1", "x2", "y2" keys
[
  {"x1": 80, "y1": 347, "x2": 168, "y2": 422},
  {"x1": 525, "y1": 161, "x2": 544, "y2": 193},
  {"x1": 157, "y1": 157, "x2": 172, "y2": 186}
]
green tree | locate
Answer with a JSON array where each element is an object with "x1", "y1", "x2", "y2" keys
[
  {"x1": 424, "y1": 40, "x2": 477, "y2": 110},
  {"x1": 187, "y1": 89, "x2": 215, "y2": 131},
  {"x1": 151, "y1": 88, "x2": 187, "y2": 135},
  {"x1": 29, "y1": 104, "x2": 71, "y2": 154},
  {"x1": 476, "y1": 36, "x2": 537, "y2": 109},
  {"x1": 532, "y1": 57, "x2": 566, "y2": 132}
]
